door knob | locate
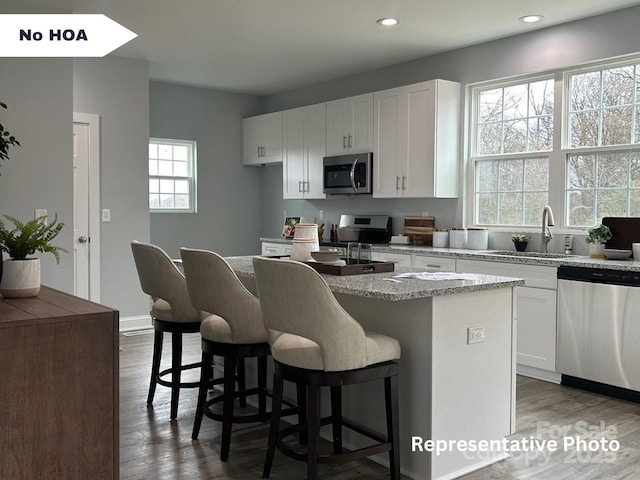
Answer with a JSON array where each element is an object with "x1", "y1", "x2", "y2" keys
[{"x1": 78, "y1": 236, "x2": 88, "y2": 243}]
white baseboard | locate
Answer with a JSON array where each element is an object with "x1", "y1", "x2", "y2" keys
[
  {"x1": 516, "y1": 364, "x2": 562, "y2": 384},
  {"x1": 119, "y1": 315, "x2": 153, "y2": 332}
]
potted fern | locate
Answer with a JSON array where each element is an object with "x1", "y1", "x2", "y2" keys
[{"x1": 0, "y1": 214, "x2": 67, "y2": 298}]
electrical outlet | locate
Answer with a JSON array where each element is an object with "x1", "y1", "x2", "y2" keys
[
  {"x1": 102, "y1": 209, "x2": 111, "y2": 222},
  {"x1": 467, "y1": 326, "x2": 485, "y2": 344},
  {"x1": 319, "y1": 210, "x2": 324, "y2": 222}
]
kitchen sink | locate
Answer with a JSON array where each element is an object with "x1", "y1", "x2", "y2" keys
[{"x1": 481, "y1": 250, "x2": 571, "y2": 259}]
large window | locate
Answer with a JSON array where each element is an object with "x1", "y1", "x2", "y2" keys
[
  {"x1": 470, "y1": 58, "x2": 640, "y2": 228},
  {"x1": 148, "y1": 138, "x2": 196, "y2": 212},
  {"x1": 471, "y1": 78, "x2": 554, "y2": 226},
  {"x1": 565, "y1": 65, "x2": 640, "y2": 226}
]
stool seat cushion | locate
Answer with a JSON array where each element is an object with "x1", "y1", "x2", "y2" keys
[
  {"x1": 151, "y1": 298, "x2": 174, "y2": 322},
  {"x1": 200, "y1": 314, "x2": 233, "y2": 344},
  {"x1": 270, "y1": 330, "x2": 400, "y2": 372}
]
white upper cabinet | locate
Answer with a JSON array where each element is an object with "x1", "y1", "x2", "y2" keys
[
  {"x1": 242, "y1": 111, "x2": 283, "y2": 166},
  {"x1": 373, "y1": 79, "x2": 460, "y2": 198},
  {"x1": 282, "y1": 103, "x2": 326, "y2": 199},
  {"x1": 325, "y1": 93, "x2": 374, "y2": 155}
]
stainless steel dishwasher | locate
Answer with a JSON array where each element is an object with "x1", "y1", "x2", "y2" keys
[{"x1": 557, "y1": 266, "x2": 640, "y2": 399}]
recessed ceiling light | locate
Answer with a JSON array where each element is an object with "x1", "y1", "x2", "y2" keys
[
  {"x1": 519, "y1": 15, "x2": 543, "y2": 23},
  {"x1": 377, "y1": 17, "x2": 399, "y2": 26}
]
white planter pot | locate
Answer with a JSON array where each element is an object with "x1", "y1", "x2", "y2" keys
[
  {"x1": 588, "y1": 243, "x2": 605, "y2": 259},
  {"x1": 0, "y1": 258, "x2": 41, "y2": 298}
]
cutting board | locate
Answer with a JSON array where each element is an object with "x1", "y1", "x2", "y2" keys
[
  {"x1": 602, "y1": 217, "x2": 640, "y2": 250},
  {"x1": 404, "y1": 216, "x2": 435, "y2": 246}
]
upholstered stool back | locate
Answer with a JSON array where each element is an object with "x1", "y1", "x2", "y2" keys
[
  {"x1": 180, "y1": 248, "x2": 268, "y2": 344},
  {"x1": 253, "y1": 256, "x2": 399, "y2": 371},
  {"x1": 131, "y1": 241, "x2": 201, "y2": 323}
]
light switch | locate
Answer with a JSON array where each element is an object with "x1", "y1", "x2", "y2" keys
[{"x1": 102, "y1": 209, "x2": 111, "y2": 222}]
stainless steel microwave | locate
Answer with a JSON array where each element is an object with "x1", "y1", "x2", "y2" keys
[{"x1": 322, "y1": 153, "x2": 372, "y2": 195}]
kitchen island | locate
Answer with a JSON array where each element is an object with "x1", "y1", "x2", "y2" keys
[{"x1": 224, "y1": 256, "x2": 523, "y2": 480}]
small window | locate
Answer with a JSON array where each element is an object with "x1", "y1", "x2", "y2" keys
[{"x1": 148, "y1": 138, "x2": 196, "y2": 212}]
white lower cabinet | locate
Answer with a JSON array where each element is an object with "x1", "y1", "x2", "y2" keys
[
  {"x1": 412, "y1": 254, "x2": 456, "y2": 271},
  {"x1": 371, "y1": 251, "x2": 412, "y2": 267},
  {"x1": 261, "y1": 242, "x2": 292, "y2": 257},
  {"x1": 456, "y1": 259, "x2": 559, "y2": 381}
]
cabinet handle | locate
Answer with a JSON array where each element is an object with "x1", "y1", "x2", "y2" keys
[
  {"x1": 304, "y1": 181, "x2": 309, "y2": 192},
  {"x1": 261, "y1": 146, "x2": 266, "y2": 157},
  {"x1": 343, "y1": 135, "x2": 347, "y2": 148},
  {"x1": 298, "y1": 181, "x2": 302, "y2": 192},
  {"x1": 257, "y1": 146, "x2": 261, "y2": 157},
  {"x1": 425, "y1": 264, "x2": 441, "y2": 268},
  {"x1": 402, "y1": 176, "x2": 406, "y2": 190},
  {"x1": 396, "y1": 176, "x2": 400, "y2": 190},
  {"x1": 348, "y1": 134, "x2": 352, "y2": 147}
]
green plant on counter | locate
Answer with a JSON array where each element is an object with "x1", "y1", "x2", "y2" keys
[
  {"x1": 0, "y1": 214, "x2": 68, "y2": 263},
  {"x1": 585, "y1": 224, "x2": 612, "y2": 244},
  {"x1": 0, "y1": 100, "x2": 21, "y2": 172},
  {"x1": 511, "y1": 233, "x2": 531, "y2": 242}
]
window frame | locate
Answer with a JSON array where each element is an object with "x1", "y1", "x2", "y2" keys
[
  {"x1": 467, "y1": 55, "x2": 640, "y2": 231},
  {"x1": 468, "y1": 74, "x2": 556, "y2": 230},
  {"x1": 148, "y1": 137, "x2": 197, "y2": 214}
]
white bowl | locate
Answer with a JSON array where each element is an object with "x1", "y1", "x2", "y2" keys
[
  {"x1": 310, "y1": 250, "x2": 342, "y2": 263},
  {"x1": 603, "y1": 249, "x2": 632, "y2": 260}
]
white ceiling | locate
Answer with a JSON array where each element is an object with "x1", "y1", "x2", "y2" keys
[{"x1": 28, "y1": 0, "x2": 640, "y2": 95}]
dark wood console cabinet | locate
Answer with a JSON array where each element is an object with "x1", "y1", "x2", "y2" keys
[{"x1": 0, "y1": 287, "x2": 119, "y2": 479}]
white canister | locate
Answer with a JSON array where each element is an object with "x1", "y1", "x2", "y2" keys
[
  {"x1": 449, "y1": 229, "x2": 467, "y2": 249},
  {"x1": 294, "y1": 223, "x2": 318, "y2": 242},
  {"x1": 432, "y1": 230, "x2": 449, "y2": 248},
  {"x1": 467, "y1": 228, "x2": 489, "y2": 250},
  {"x1": 290, "y1": 238, "x2": 318, "y2": 262}
]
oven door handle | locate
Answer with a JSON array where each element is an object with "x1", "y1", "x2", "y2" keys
[{"x1": 350, "y1": 157, "x2": 359, "y2": 192}]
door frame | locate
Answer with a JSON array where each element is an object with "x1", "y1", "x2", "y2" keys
[{"x1": 73, "y1": 112, "x2": 101, "y2": 302}]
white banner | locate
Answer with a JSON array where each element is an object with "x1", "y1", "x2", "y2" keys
[{"x1": 0, "y1": 14, "x2": 137, "y2": 57}]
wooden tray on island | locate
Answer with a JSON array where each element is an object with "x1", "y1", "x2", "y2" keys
[{"x1": 304, "y1": 259, "x2": 394, "y2": 276}]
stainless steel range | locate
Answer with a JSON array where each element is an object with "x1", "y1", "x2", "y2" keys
[{"x1": 321, "y1": 214, "x2": 392, "y2": 249}]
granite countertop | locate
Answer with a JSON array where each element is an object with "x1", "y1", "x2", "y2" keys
[
  {"x1": 225, "y1": 255, "x2": 524, "y2": 301},
  {"x1": 261, "y1": 237, "x2": 640, "y2": 272}
]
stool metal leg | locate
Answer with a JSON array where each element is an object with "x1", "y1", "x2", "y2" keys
[
  {"x1": 147, "y1": 328, "x2": 163, "y2": 405},
  {"x1": 192, "y1": 351, "x2": 211, "y2": 439},
  {"x1": 330, "y1": 385, "x2": 342, "y2": 454},
  {"x1": 221, "y1": 355, "x2": 237, "y2": 461},
  {"x1": 170, "y1": 331, "x2": 183, "y2": 420},
  {"x1": 237, "y1": 357, "x2": 247, "y2": 408},
  {"x1": 263, "y1": 373, "x2": 283, "y2": 479},
  {"x1": 385, "y1": 375, "x2": 400, "y2": 480},
  {"x1": 296, "y1": 382, "x2": 307, "y2": 445},
  {"x1": 307, "y1": 385, "x2": 321, "y2": 480},
  {"x1": 258, "y1": 355, "x2": 267, "y2": 416}
]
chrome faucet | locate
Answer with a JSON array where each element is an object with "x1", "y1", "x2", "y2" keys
[{"x1": 540, "y1": 205, "x2": 555, "y2": 253}]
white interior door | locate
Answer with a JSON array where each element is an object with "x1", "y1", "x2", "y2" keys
[
  {"x1": 73, "y1": 122, "x2": 90, "y2": 298},
  {"x1": 73, "y1": 113, "x2": 101, "y2": 301}
]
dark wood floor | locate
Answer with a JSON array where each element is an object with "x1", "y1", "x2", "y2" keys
[{"x1": 120, "y1": 331, "x2": 640, "y2": 480}]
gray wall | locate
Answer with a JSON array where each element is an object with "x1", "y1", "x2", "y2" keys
[
  {"x1": 73, "y1": 56, "x2": 150, "y2": 318},
  {"x1": 0, "y1": 58, "x2": 74, "y2": 290},
  {"x1": 149, "y1": 82, "x2": 263, "y2": 257},
  {"x1": 257, "y1": 5, "x2": 640, "y2": 252}
]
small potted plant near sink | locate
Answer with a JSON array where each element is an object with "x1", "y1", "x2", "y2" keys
[
  {"x1": 511, "y1": 233, "x2": 530, "y2": 252},
  {"x1": 0, "y1": 214, "x2": 67, "y2": 298},
  {"x1": 585, "y1": 224, "x2": 612, "y2": 259}
]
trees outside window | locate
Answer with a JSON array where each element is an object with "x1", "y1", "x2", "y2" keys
[{"x1": 471, "y1": 59, "x2": 640, "y2": 228}]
